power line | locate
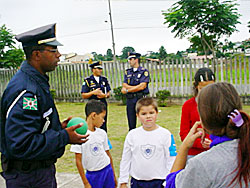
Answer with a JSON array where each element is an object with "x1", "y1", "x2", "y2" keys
[{"x1": 60, "y1": 26, "x2": 169, "y2": 38}]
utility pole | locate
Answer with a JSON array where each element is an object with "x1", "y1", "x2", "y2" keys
[{"x1": 108, "y1": 0, "x2": 116, "y2": 63}]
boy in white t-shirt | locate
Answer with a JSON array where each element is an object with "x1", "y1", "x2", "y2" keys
[
  {"x1": 119, "y1": 97, "x2": 177, "y2": 188},
  {"x1": 70, "y1": 100, "x2": 117, "y2": 188}
]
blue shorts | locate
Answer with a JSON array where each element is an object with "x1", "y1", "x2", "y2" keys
[
  {"x1": 131, "y1": 177, "x2": 165, "y2": 188},
  {"x1": 86, "y1": 164, "x2": 115, "y2": 188}
]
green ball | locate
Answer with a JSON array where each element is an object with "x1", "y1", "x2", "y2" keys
[{"x1": 67, "y1": 117, "x2": 88, "y2": 135}]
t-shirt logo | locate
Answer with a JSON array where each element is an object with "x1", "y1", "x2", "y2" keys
[
  {"x1": 141, "y1": 144, "x2": 156, "y2": 159},
  {"x1": 90, "y1": 143, "x2": 101, "y2": 156}
]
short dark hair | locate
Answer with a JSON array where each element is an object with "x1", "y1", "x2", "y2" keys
[
  {"x1": 136, "y1": 97, "x2": 158, "y2": 114},
  {"x1": 23, "y1": 45, "x2": 46, "y2": 60},
  {"x1": 193, "y1": 67, "x2": 215, "y2": 96},
  {"x1": 85, "y1": 100, "x2": 106, "y2": 118}
]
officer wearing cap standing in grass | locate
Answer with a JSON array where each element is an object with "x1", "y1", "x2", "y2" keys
[
  {"x1": 81, "y1": 61, "x2": 111, "y2": 132},
  {"x1": 121, "y1": 52, "x2": 150, "y2": 131},
  {"x1": 0, "y1": 23, "x2": 88, "y2": 188}
]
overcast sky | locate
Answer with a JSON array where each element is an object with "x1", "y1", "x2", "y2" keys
[{"x1": 0, "y1": 0, "x2": 249, "y2": 56}]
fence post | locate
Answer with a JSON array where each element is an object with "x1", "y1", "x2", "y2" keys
[
  {"x1": 154, "y1": 61, "x2": 158, "y2": 94},
  {"x1": 220, "y1": 57, "x2": 224, "y2": 82},
  {"x1": 234, "y1": 56, "x2": 238, "y2": 90},
  {"x1": 150, "y1": 61, "x2": 155, "y2": 97},
  {"x1": 163, "y1": 59, "x2": 166, "y2": 89},
  {"x1": 229, "y1": 57, "x2": 233, "y2": 84},
  {"x1": 180, "y1": 58, "x2": 184, "y2": 96}
]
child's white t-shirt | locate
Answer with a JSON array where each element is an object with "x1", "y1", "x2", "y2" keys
[
  {"x1": 119, "y1": 126, "x2": 176, "y2": 184},
  {"x1": 70, "y1": 128, "x2": 110, "y2": 171}
]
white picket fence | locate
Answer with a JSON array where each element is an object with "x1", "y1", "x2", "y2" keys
[{"x1": 1, "y1": 56, "x2": 249, "y2": 102}]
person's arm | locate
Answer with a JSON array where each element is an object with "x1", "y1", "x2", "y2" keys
[
  {"x1": 106, "y1": 150, "x2": 117, "y2": 187},
  {"x1": 75, "y1": 153, "x2": 92, "y2": 188},
  {"x1": 171, "y1": 122, "x2": 204, "y2": 172},
  {"x1": 119, "y1": 133, "x2": 132, "y2": 186},
  {"x1": 180, "y1": 102, "x2": 207, "y2": 149},
  {"x1": 4, "y1": 91, "x2": 75, "y2": 160},
  {"x1": 82, "y1": 88, "x2": 103, "y2": 99},
  {"x1": 106, "y1": 91, "x2": 111, "y2": 98},
  {"x1": 121, "y1": 83, "x2": 147, "y2": 94}
]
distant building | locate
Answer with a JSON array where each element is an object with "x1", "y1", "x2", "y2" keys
[{"x1": 60, "y1": 53, "x2": 94, "y2": 64}]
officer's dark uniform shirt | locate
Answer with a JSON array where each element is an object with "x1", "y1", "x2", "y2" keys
[
  {"x1": 124, "y1": 66, "x2": 150, "y2": 94},
  {"x1": 81, "y1": 75, "x2": 111, "y2": 104},
  {"x1": 0, "y1": 61, "x2": 69, "y2": 161}
]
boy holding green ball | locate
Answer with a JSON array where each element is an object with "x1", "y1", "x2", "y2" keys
[{"x1": 70, "y1": 100, "x2": 117, "y2": 188}]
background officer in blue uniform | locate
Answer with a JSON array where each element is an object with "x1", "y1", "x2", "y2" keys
[
  {"x1": 81, "y1": 61, "x2": 111, "y2": 132},
  {"x1": 121, "y1": 52, "x2": 150, "y2": 130},
  {"x1": 0, "y1": 23, "x2": 88, "y2": 188}
]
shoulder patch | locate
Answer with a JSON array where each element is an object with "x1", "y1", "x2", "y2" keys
[
  {"x1": 85, "y1": 79, "x2": 90, "y2": 87},
  {"x1": 144, "y1": 71, "x2": 149, "y2": 77},
  {"x1": 23, "y1": 97, "x2": 38, "y2": 110}
]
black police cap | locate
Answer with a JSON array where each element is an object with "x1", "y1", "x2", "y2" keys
[
  {"x1": 89, "y1": 61, "x2": 103, "y2": 69},
  {"x1": 15, "y1": 23, "x2": 63, "y2": 48},
  {"x1": 127, "y1": 52, "x2": 141, "y2": 60},
  {"x1": 194, "y1": 67, "x2": 215, "y2": 82}
]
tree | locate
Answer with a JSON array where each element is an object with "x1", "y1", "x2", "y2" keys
[
  {"x1": 162, "y1": 0, "x2": 241, "y2": 59},
  {"x1": 0, "y1": 24, "x2": 24, "y2": 68},
  {"x1": 188, "y1": 35, "x2": 216, "y2": 56},
  {"x1": 120, "y1": 46, "x2": 135, "y2": 59},
  {"x1": 146, "y1": 51, "x2": 159, "y2": 59},
  {"x1": 158, "y1": 46, "x2": 167, "y2": 60},
  {"x1": 105, "y1": 48, "x2": 113, "y2": 61}
]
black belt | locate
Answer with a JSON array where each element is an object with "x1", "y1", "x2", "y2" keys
[
  {"x1": 126, "y1": 92, "x2": 146, "y2": 99},
  {"x1": 9, "y1": 159, "x2": 56, "y2": 173}
]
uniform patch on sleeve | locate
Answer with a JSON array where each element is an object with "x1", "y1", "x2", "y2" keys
[
  {"x1": 82, "y1": 81, "x2": 86, "y2": 86},
  {"x1": 23, "y1": 97, "x2": 38, "y2": 110},
  {"x1": 144, "y1": 71, "x2": 149, "y2": 77},
  {"x1": 169, "y1": 134, "x2": 177, "y2": 156}
]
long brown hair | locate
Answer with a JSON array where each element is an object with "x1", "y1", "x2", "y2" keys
[{"x1": 198, "y1": 82, "x2": 250, "y2": 187}]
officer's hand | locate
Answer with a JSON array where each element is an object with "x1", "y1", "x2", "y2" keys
[
  {"x1": 61, "y1": 116, "x2": 72, "y2": 129},
  {"x1": 92, "y1": 88, "x2": 102, "y2": 95},
  {"x1": 120, "y1": 183, "x2": 128, "y2": 188},
  {"x1": 65, "y1": 123, "x2": 89, "y2": 144},
  {"x1": 121, "y1": 87, "x2": 127, "y2": 94},
  {"x1": 97, "y1": 92, "x2": 106, "y2": 99}
]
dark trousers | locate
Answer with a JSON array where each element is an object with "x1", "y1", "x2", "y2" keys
[
  {"x1": 126, "y1": 98, "x2": 138, "y2": 131},
  {"x1": 1, "y1": 164, "x2": 56, "y2": 188},
  {"x1": 131, "y1": 177, "x2": 165, "y2": 188}
]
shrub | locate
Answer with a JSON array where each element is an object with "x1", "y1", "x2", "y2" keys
[
  {"x1": 113, "y1": 86, "x2": 126, "y2": 105},
  {"x1": 50, "y1": 89, "x2": 56, "y2": 99},
  {"x1": 156, "y1": 90, "x2": 171, "y2": 107}
]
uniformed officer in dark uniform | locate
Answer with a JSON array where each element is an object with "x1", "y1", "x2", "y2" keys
[
  {"x1": 0, "y1": 23, "x2": 88, "y2": 188},
  {"x1": 81, "y1": 61, "x2": 111, "y2": 132},
  {"x1": 121, "y1": 52, "x2": 150, "y2": 130}
]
